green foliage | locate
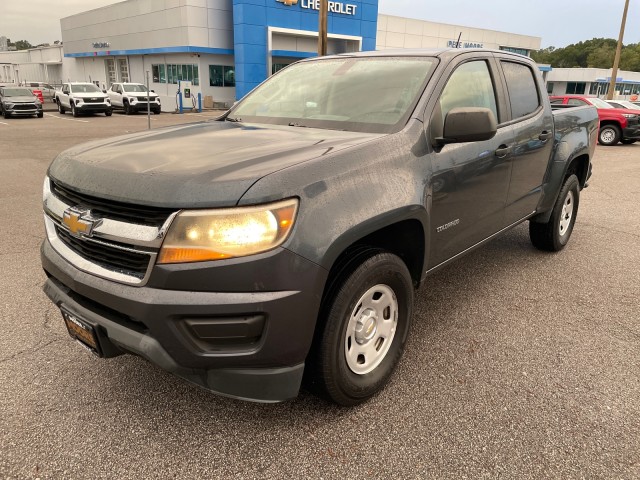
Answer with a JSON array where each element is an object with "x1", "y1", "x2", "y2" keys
[
  {"x1": 531, "y1": 38, "x2": 640, "y2": 72},
  {"x1": 8, "y1": 39, "x2": 33, "y2": 50}
]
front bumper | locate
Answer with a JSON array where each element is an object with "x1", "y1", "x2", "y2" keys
[
  {"x1": 41, "y1": 239, "x2": 328, "y2": 402},
  {"x1": 75, "y1": 102, "x2": 111, "y2": 113},
  {"x1": 623, "y1": 125, "x2": 640, "y2": 141},
  {"x1": 129, "y1": 101, "x2": 161, "y2": 112},
  {"x1": 4, "y1": 105, "x2": 41, "y2": 116}
]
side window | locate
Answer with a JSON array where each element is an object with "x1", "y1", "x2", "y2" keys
[
  {"x1": 549, "y1": 98, "x2": 565, "y2": 104},
  {"x1": 567, "y1": 98, "x2": 588, "y2": 106},
  {"x1": 501, "y1": 61, "x2": 540, "y2": 119},
  {"x1": 439, "y1": 60, "x2": 499, "y2": 126}
]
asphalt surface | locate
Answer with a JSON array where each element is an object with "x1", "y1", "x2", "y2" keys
[{"x1": 1, "y1": 110, "x2": 638, "y2": 479}]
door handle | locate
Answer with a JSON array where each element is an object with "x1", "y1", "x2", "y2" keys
[
  {"x1": 539, "y1": 131, "x2": 552, "y2": 141},
  {"x1": 495, "y1": 145, "x2": 512, "y2": 158}
]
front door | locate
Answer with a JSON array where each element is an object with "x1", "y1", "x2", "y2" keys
[{"x1": 426, "y1": 58, "x2": 513, "y2": 268}]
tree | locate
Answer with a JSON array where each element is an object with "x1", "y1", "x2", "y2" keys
[{"x1": 9, "y1": 40, "x2": 33, "y2": 50}]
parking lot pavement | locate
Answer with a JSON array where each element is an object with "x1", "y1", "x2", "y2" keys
[{"x1": 1, "y1": 115, "x2": 639, "y2": 479}]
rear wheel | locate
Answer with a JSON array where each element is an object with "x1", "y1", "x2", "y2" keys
[
  {"x1": 312, "y1": 250, "x2": 414, "y2": 406},
  {"x1": 598, "y1": 125, "x2": 621, "y2": 146},
  {"x1": 529, "y1": 174, "x2": 580, "y2": 252}
]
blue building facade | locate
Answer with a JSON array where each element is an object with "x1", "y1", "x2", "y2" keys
[{"x1": 233, "y1": 0, "x2": 379, "y2": 98}]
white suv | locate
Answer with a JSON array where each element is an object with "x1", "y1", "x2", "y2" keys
[
  {"x1": 107, "y1": 83, "x2": 161, "y2": 114},
  {"x1": 56, "y1": 83, "x2": 112, "y2": 117}
]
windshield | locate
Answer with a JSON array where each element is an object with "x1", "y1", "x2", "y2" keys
[
  {"x1": 230, "y1": 57, "x2": 437, "y2": 133},
  {"x1": 70, "y1": 84, "x2": 102, "y2": 93},
  {"x1": 123, "y1": 84, "x2": 149, "y2": 93},
  {"x1": 589, "y1": 97, "x2": 613, "y2": 109},
  {"x1": 2, "y1": 88, "x2": 34, "y2": 97}
]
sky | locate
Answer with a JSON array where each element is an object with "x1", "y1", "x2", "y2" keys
[{"x1": 1, "y1": 0, "x2": 639, "y2": 49}]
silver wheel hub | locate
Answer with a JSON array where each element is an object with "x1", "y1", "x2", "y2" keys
[
  {"x1": 601, "y1": 129, "x2": 615, "y2": 143},
  {"x1": 345, "y1": 284, "x2": 398, "y2": 375},
  {"x1": 559, "y1": 190, "x2": 574, "y2": 237}
]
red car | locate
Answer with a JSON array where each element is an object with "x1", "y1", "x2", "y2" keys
[{"x1": 550, "y1": 95, "x2": 640, "y2": 146}]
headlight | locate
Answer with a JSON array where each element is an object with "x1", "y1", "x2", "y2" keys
[
  {"x1": 75, "y1": 99, "x2": 82, "y2": 105},
  {"x1": 4, "y1": 102, "x2": 14, "y2": 108},
  {"x1": 129, "y1": 97, "x2": 136, "y2": 102},
  {"x1": 622, "y1": 113, "x2": 638, "y2": 119},
  {"x1": 106, "y1": 98, "x2": 111, "y2": 104},
  {"x1": 156, "y1": 97, "x2": 161, "y2": 104},
  {"x1": 158, "y1": 198, "x2": 298, "y2": 264}
]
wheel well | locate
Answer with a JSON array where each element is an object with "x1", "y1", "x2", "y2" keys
[
  {"x1": 565, "y1": 154, "x2": 590, "y2": 189},
  {"x1": 599, "y1": 120, "x2": 621, "y2": 130},
  {"x1": 326, "y1": 219, "x2": 425, "y2": 290}
]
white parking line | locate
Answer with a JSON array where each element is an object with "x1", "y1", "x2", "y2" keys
[
  {"x1": 0, "y1": 121, "x2": 9, "y2": 126},
  {"x1": 44, "y1": 113, "x2": 90, "y2": 123}
]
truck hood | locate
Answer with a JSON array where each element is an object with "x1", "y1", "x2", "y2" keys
[{"x1": 48, "y1": 121, "x2": 383, "y2": 208}]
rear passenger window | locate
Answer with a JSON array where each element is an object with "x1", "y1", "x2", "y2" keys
[
  {"x1": 568, "y1": 98, "x2": 588, "y2": 106},
  {"x1": 501, "y1": 61, "x2": 540, "y2": 119}
]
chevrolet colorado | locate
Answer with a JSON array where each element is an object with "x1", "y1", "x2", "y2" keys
[{"x1": 41, "y1": 49, "x2": 598, "y2": 405}]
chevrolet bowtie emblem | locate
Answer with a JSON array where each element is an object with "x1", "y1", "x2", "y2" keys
[
  {"x1": 62, "y1": 207, "x2": 102, "y2": 238},
  {"x1": 277, "y1": 0, "x2": 299, "y2": 5}
]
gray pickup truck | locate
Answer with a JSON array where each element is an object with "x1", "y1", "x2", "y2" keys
[{"x1": 41, "y1": 49, "x2": 598, "y2": 405}]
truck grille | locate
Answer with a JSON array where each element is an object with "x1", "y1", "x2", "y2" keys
[
  {"x1": 83, "y1": 98, "x2": 106, "y2": 104},
  {"x1": 44, "y1": 177, "x2": 176, "y2": 286},
  {"x1": 51, "y1": 181, "x2": 173, "y2": 227},
  {"x1": 13, "y1": 104, "x2": 37, "y2": 110},
  {"x1": 56, "y1": 227, "x2": 150, "y2": 279}
]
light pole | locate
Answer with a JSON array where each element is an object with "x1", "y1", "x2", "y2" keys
[
  {"x1": 318, "y1": 0, "x2": 328, "y2": 57},
  {"x1": 607, "y1": 0, "x2": 630, "y2": 100}
]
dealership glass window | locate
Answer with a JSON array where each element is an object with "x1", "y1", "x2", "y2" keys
[
  {"x1": 546, "y1": 82, "x2": 554, "y2": 94},
  {"x1": 209, "y1": 65, "x2": 235, "y2": 87},
  {"x1": 566, "y1": 82, "x2": 586, "y2": 94},
  {"x1": 501, "y1": 61, "x2": 540, "y2": 119},
  {"x1": 152, "y1": 65, "x2": 159, "y2": 83},
  {"x1": 499, "y1": 46, "x2": 530, "y2": 57},
  {"x1": 272, "y1": 63, "x2": 289, "y2": 74}
]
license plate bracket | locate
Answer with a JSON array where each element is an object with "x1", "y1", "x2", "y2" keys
[{"x1": 61, "y1": 309, "x2": 102, "y2": 357}]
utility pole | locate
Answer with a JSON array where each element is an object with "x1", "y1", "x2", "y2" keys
[
  {"x1": 607, "y1": 0, "x2": 630, "y2": 100},
  {"x1": 318, "y1": 0, "x2": 328, "y2": 56}
]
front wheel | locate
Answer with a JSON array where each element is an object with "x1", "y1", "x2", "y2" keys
[
  {"x1": 105, "y1": 109, "x2": 112, "y2": 117},
  {"x1": 313, "y1": 250, "x2": 414, "y2": 406},
  {"x1": 71, "y1": 103, "x2": 79, "y2": 117},
  {"x1": 599, "y1": 125, "x2": 621, "y2": 146},
  {"x1": 124, "y1": 102, "x2": 132, "y2": 115},
  {"x1": 529, "y1": 174, "x2": 580, "y2": 252},
  {"x1": 57, "y1": 100, "x2": 65, "y2": 114},
  {"x1": 621, "y1": 139, "x2": 637, "y2": 145}
]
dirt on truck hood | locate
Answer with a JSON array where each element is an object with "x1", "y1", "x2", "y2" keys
[{"x1": 47, "y1": 120, "x2": 382, "y2": 208}]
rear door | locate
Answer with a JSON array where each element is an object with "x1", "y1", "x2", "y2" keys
[
  {"x1": 425, "y1": 54, "x2": 514, "y2": 267},
  {"x1": 498, "y1": 58, "x2": 554, "y2": 222}
]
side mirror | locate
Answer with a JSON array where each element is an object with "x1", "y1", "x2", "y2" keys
[
  {"x1": 102, "y1": 90, "x2": 107, "y2": 94},
  {"x1": 151, "y1": 89, "x2": 155, "y2": 93},
  {"x1": 437, "y1": 107, "x2": 497, "y2": 145}
]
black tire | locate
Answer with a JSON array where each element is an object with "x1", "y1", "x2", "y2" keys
[
  {"x1": 598, "y1": 124, "x2": 621, "y2": 146},
  {"x1": 312, "y1": 250, "x2": 414, "y2": 406},
  {"x1": 37, "y1": 112, "x2": 43, "y2": 118},
  {"x1": 3, "y1": 109, "x2": 9, "y2": 119},
  {"x1": 529, "y1": 174, "x2": 580, "y2": 252},
  {"x1": 105, "y1": 109, "x2": 112, "y2": 117},
  {"x1": 71, "y1": 103, "x2": 79, "y2": 117},
  {"x1": 57, "y1": 100, "x2": 65, "y2": 114},
  {"x1": 153, "y1": 109, "x2": 161, "y2": 115},
  {"x1": 621, "y1": 139, "x2": 637, "y2": 145},
  {"x1": 124, "y1": 102, "x2": 132, "y2": 115}
]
